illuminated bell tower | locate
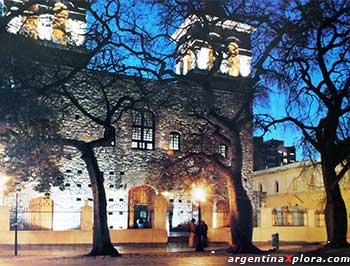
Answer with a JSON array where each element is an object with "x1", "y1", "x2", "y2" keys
[
  {"x1": 171, "y1": 4, "x2": 253, "y2": 79},
  {"x1": 171, "y1": 2, "x2": 257, "y2": 222},
  {"x1": 1, "y1": 0, "x2": 91, "y2": 66},
  {"x1": 4, "y1": 0, "x2": 89, "y2": 46}
]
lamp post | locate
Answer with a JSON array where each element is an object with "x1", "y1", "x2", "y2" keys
[
  {"x1": 14, "y1": 190, "x2": 18, "y2": 256},
  {"x1": 192, "y1": 186, "x2": 205, "y2": 251}
]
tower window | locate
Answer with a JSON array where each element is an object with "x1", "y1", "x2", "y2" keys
[
  {"x1": 219, "y1": 144, "x2": 227, "y2": 158},
  {"x1": 38, "y1": 14, "x2": 52, "y2": 41},
  {"x1": 52, "y1": 2, "x2": 68, "y2": 45},
  {"x1": 274, "y1": 181, "x2": 279, "y2": 193},
  {"x1": 131, "y1": 110, "x2": 155, "y2": 150},
  {"x1": 169, "y1": 132, "x2": 180, "y2": 151},
  {"x1": 258, "y1": 183, "x2": 263, "y2": 192},
  {"x1": 228, "y1": 43, "x2": 239, "y2": 77}
]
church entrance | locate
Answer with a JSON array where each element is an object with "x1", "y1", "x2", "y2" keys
[
  {"x1": 134, "y1": 204, "x2": 149, "y2": 228},
  {"x1": 128, "y1": 185, "x2": 155, "y2": 229}
]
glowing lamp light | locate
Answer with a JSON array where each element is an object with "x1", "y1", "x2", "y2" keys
[
  {"x1": 192, "y1": 187, "x2": 205, "y2": 203},
  {"x1": 161, "y1": 191, "x2": 170, "y2": 197},
  {"x1": 0, "y1": 173, "x2": 8, "y2": 190},
  {"x1": 0, "y1": 173, "x2": 9, "y2": 205}
]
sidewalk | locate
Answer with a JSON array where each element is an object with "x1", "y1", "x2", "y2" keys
[
  {"x1": 0, "y1": 242, "x2": 320, "y2": 257},
  {"x1": 1, "y1": 243, "x2": 349, "y2": 266}
]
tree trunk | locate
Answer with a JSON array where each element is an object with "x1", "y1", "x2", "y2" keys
[
  {"x1": 226, "y1": 130, "x2": 262, "y2": 253},
  {"x1": 81, "y1": 145, "x2": 120, "y2": 256},
  {"x1": 322, "y1": 159, "x2": 349, "y2": 248}
]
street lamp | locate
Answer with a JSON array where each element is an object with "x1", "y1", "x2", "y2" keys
[{"x1": 192, "y1": 186, "x2": 205, "y2": 251}]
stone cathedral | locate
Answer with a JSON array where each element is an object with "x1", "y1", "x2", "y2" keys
[{"x1": 0, "y1": 0, "x2": 254, "y2": 241}]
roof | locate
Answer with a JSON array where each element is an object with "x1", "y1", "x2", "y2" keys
[{"x1": 253, "y1": 160, "x2": 321, "y2": 176}]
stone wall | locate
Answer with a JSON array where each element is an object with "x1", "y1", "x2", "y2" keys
[{"x1": 4, "y1": 72, "x2": 255, "y2": 230}]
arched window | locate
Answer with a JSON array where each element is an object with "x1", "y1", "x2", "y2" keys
[
  {"x1": 274, "y1": 181, "x2": 279, "y2": 193},
  {"x1": 258, "y1": 183, "x2": 263, "y2": 192},
  {"x1": 52, "y1": 2, "x2": 68, "y2": 44},
  {"x1": 228, "y1": 43, "x2": 239, "y2": 76},
  {"x1": 169, "y1": 132, "x2": 180, "y2": 151},
  {"x1": 131, "y1": 110, "x2": 154, "y2": 150}
]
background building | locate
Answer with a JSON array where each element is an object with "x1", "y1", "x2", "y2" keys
[
  {"x1": 254, "y1": 137, "x2": 296, "y2": 171},
  {"x1": 253, "y1": 161, "x2": 350, "y2": 242}
]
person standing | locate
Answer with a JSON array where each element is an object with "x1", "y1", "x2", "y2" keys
[
  {"x1": 201, "y1": 220, "x2": 208, "y2": 248},
  {"x1": 188, "y1": 218, "x2": 196, "y2": 248}
]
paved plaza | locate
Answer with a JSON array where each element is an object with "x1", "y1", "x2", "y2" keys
[{"x1": 1, "y1": 242, "x2": 341, "y2": 266}]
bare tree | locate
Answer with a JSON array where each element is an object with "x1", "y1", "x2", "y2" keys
[
  {"x1": 129, "y1": 0, "x2": 271, "y2": 252},
  {"x1": 252, "y1": 0, "x2": 350, "y2": 248},
  {"x1": 0, "y1": 0, "x2": 139, "y2": 256}
]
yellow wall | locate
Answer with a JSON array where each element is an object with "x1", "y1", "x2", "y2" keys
[
  {"x1": 0, "y1": 229, "x2": 168, "y2": 245},
  {"x1": 254, "y1": 161, "x2": 350, "y2": 214},
  {"x1": 253, "y1": 226, "x2": 327, "y2": 243}
]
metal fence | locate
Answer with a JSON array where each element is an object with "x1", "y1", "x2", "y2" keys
[
  {"x1": 315, "y1": 210, "x2": 326, "y2": 227},
  {"x1": 254, "y1": 209, "x2": 261, "y2": 227},
  {"x1": 10, "y1": 210, "x2": 81, "y2": 231},
  {"x1": 272, "y1": 207, "x2": 305, "y2": 226}
]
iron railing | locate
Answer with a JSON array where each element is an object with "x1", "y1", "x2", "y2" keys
[
  {"x1": 10, "y1": 210, "x2": 81, "y2": 231},
  {"x1": 272, "y1": 207, "x2": 305, "y2": 226}
]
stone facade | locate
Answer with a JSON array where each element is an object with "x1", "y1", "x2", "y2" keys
[
  {"x1": 1, "y1": 2, "x2": 255, "y2": 234},
  {"x1": 2, "y1": 74, "x2": 255, "y2": 231}
]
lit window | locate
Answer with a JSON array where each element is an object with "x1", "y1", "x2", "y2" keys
[
  {"x1": 131, "y1": 110, "x2": 154, "y2": 150},
  {"x1": 227, "y1": 43, "x2": 239, "y2": 76},
  {"x1": 219, "y1": 144, "x2": 227, "y2": 158},
  {"x1": 38, "y1": 14, "x2": 52, "y2": 41},
  {"x1": 52, "y1": 2, "x2": 68, "y2": 45},
  {"x1": 169, "y1": 132, "x2": 180, "y2": 151}
]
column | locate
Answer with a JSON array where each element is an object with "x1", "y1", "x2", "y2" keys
[
  {"x1": 260, "y1": 208, "x2": 273, "y2": 227},
  {"x1": 153, "y1": 194, "x2": 166, "y2": 229},
  {"x1": 0, "y1": 205, "x2": 10, "y2": 231},
  {"x1": 201, "y1": 195, "x2": 214, "y2": 229},
  {"x1": 81, "y1": 200, "x2": 93, "y2": 230}
]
